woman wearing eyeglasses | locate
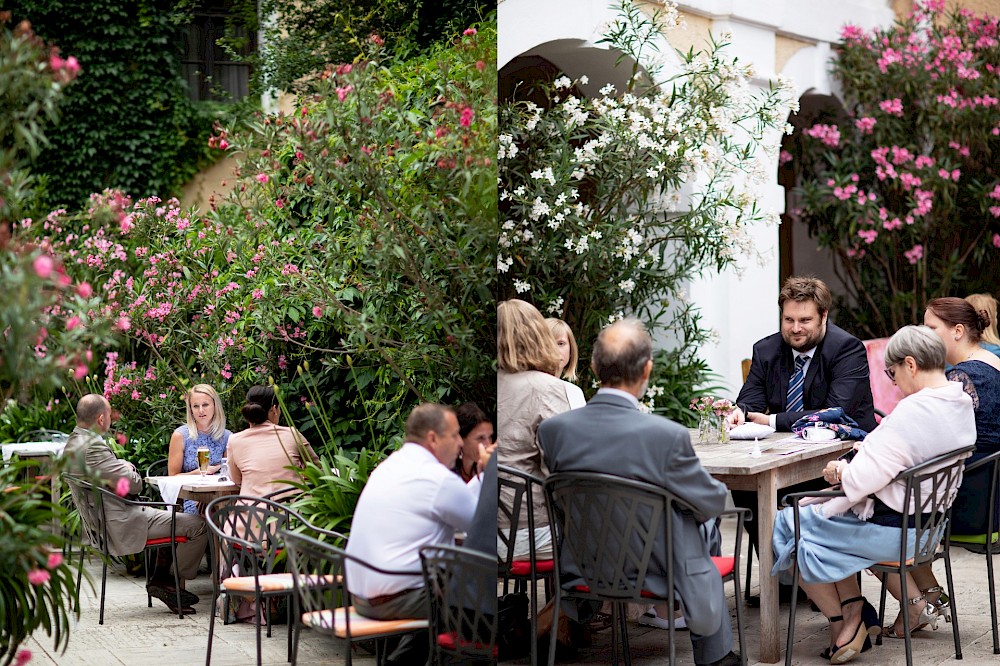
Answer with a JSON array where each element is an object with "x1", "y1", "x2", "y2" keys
[{"x1": 771, "y1": 325, "x2": 975, "y2": 662}]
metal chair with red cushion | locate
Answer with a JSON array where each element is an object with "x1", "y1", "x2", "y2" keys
[
  {"x1": 498, "y1": 464, "x2": 553, "y2": 666},
  {"x1": 64, "y1": 474, "x2": 188, "y2": 623},
  {"x1": 544, "y1": 471, "x2": 748, "y2": 666},
  {"x1": 420, "y1": 544, "x2": 498, "y2": 664}
]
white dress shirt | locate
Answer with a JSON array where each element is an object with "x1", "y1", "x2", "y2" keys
[{"x1": 345, "y1": 442, "x2": 482, "y2": 598}]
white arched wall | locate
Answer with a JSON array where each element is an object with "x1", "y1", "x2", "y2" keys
[{"x1": 499, "y1": 0, "x2": 897, "y2": 395}]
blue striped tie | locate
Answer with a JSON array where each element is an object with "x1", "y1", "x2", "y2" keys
[{"x1": 786, "y1": 355, "x2": 807, "y2": 414}]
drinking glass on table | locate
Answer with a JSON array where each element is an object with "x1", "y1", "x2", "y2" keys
[{"x1": 197, "y1": 446, "x2": 210, "y2": 476}]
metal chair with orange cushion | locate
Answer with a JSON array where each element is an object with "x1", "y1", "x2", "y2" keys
[
  {"x1": 782, "y1": 446, "x2": 972, "y2": 666},
  {"x1": 280, "y1": 529, "x2": 428, "y2": 666},
  {"x1": 205, "y1": 495, "x2": 330, "y2": 666}
]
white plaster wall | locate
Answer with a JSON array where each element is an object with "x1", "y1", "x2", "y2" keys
[{"x1": 499, "y1": 0, "x2": 897, "y2": 395}]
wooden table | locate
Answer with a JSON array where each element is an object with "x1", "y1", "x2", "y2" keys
[
  {"x1": 691, "y1": 430, "x2": 854, "y2": 663},
  {"x1": 146, "y1": 475, "x2": 240, "y2": 503}
]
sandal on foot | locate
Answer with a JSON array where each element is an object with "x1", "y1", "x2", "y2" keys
[
  {"x1": 825, "y1": 596, "x2": 878, "y2": 663},
  {"x1": 923, "y1": 585, "x2": 951, "y2": 623},
  {"x1": 881, "y1": 593, "x2": 941, "y2": 638}
]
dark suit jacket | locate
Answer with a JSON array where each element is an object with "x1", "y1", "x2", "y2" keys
[
  {"x1": 537, "y1": 392, "x2": 729, "y2": 636},
  {"x1": 736, "y1": 323, "x2": 877, "y2": 432}
]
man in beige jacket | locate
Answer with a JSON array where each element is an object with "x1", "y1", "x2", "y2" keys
[{"x1": 64, "y1": 394, "x2": 208, "y2": 614}]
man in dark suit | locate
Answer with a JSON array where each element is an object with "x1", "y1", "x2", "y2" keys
[
  {"x1": 537, "y1": 318, "x2": 739, "y2": 666},
  {"x1": 729, "y1": 275, "x2": 877, "y2": 432}
]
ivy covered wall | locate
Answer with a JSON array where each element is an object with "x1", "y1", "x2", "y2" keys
[{"x1": 7, "y1": 0, "x2": 220, "y2": 211}]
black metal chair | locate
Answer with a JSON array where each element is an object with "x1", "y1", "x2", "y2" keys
[
  {"x1": 204, "y1": 495, "x2": 309, "y2": 666},
  {"x1": 782, "y1": 446, "x2": 973, "y2": 666},
  {"x1": 420, "y1": 544, "x2": 498, "y2": 664},
  {"x1": 144, "y1": 457, "x2": 170, "y2": 501},
  {"x1": 16, "y1": 428, "x2": 68, "y2": 443},
  {"x1": 947, "y1": 449, "x2": 1000, "y2": 654},
  {"x1": 544, "y1": 471, "x2": 748, "y2": 666},
  {"x1": 280, "y1": 529, "x2": 428, "y2": 666},
  {"x1": 64, "y1": 474, "x2": 187, "y2": 623},
  {"x1": 497, "y1": 464, "x2": 552, "y2": 666}
]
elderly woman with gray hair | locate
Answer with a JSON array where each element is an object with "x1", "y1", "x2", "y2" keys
[{"x1": 770, "y1": 325, "x2": 976, "y2": 664}]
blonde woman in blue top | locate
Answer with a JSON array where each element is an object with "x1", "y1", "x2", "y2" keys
[{"x1": 167, "y1": 384, "x2": 232, "y2": 514}]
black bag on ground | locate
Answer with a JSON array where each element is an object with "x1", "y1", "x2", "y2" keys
[{"x1": 497, "y1": 592, "x2": 530, "y2": 661}]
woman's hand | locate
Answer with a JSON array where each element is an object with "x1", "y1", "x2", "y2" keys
[
  {"x1": 477, "y1": 441, "x2": 497, "y2": 470},
  {"x1": 823, "y1": 460, "x2": 846, "y2": 485}
]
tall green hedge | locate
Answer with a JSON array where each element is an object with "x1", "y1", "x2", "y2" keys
[{"x1": 8, "y1": 0, "x2": 220, "y2": 211}]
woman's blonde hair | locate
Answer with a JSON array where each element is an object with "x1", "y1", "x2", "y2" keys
[
  {"x1": 497, "y1": 299, "x2": 562, "y2": 375},
  {"x1": 185, "y1": 383, "x2": 227, "y2": 440},
  {"x1": 546, "y1": 317, "x2": 580, "y2": 381},
  {"x1": 965, "y1": 293, "x2": 1000, "y2": 346}
]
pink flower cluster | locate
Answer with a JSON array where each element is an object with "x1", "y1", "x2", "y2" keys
[
  {"x1": 878, "y1": 98, "x2": 904, "y2": 116},
  {"x1": 904, "y1": 244, "x2": 924, "y2": 264},
  {"x1": 854, "y1": 117, "x2": 877, "y2": 134},
  {"x1": 804, "y1": 123, "x2": 841, "y2": 148}
]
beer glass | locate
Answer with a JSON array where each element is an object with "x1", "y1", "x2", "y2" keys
[{"x1": 197, "y1": 446, "x2": 210, "y2": 476}]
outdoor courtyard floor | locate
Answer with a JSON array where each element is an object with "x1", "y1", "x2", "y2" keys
[{"x1": 20, "y1": 534, "x2": 1000, "y2": 665}]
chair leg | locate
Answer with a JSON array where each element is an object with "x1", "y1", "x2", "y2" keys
[
  {"x1": 75, "y1": 547, "x2": 85, "y2": 614},
  {"x1": 877, "y1": 573, "x2": 888, "y2": 646},
  {"x1": 988, "y1": 544, "x2": 999, "y2": 654},
  {"x1": 619, "y1": 604, "x2": 632, "y2": 666},
  {"x1": 732, "y1": 576, "x2": 747, "y2": 666},
  {"x1": 547, "y1": 588, "x2": 560, "y2": 666},
  {"x1": 255, "y1": 596, "x2": 264, "y2": 666},
  {"x1": 784, "y1": 563, "x2": 800, "y2": 666},
  {"x1": 286, "y1": 594, "x2": 294, "y2": 662},
  {"x1": 744, "y1": 543, "x2": 754, "y2": 602},
  {"x1": 99, "y1": 556, "x2": 108, "y2": 625},
  {"x1": 610, "y1": 603, "x2": 620, "y2": 666},
  {"x1": 944, "y1": 554, "x2": 962, "y2": 660},
  {"x1": 527, "y1": 576, "x2": 538, "y2": 666},
  {"x1": 900, "y1": 569, "x2": 913, "y2": 666},
  {"x1": 206, "y1": 595, "x2": 217, "y2": 666}
]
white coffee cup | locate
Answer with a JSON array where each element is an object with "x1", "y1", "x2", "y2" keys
[{"x1": 804, "y1": 425, "x2": 835, "y2": 441}]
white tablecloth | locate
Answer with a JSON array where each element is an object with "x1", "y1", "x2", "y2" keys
[
  {"x1": 1, "y1": 441, "x2": 67, "y2": 462},
  {"x1": 147, "y1": 474, "x2": 229, "y2": 506}
]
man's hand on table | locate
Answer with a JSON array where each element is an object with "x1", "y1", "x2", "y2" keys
[{"x1": 727, "y1": 408, "x2": 769, "y2": 427}]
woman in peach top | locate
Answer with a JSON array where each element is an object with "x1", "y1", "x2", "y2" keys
[{"x1": 226, "y1": 385, "x2": 320, "y2": 498}]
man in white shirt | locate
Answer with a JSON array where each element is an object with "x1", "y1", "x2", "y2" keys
[{"x1": 346, "y1": 403, "x2": 491, "y2": 664}]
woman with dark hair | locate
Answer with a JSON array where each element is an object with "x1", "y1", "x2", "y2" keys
[
  {"x1": 226, "y1": 385, "x2": 321, "y2": 499},
  {"x1": 454, "y1": 402, "x2": 495, "y2": 483}
]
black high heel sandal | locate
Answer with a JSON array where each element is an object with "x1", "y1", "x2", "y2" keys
[{"x1": 828, "y1": 596, "x2": 880, "y2": 664}]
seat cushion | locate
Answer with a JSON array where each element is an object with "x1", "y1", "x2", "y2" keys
[
  {"x1": 145, "y1": 536, "x2": 189, "y2": 547},
  {"x1": 222, "y1": 573, "x2": 295, "y2": 593},
  {"x1": 510, "y1": 559, "x2": 554, "y2": 576},
  {"x1": 303, "y1": 607, "x2": 428, "y2": 638},
  {"x1": 951, "y1": 532, "x2": 1000, "y2": 545},
  {"x1": 438, "y1": 631, "x2": 498, "y2": 656},
  {"x1": 711, "y1": 556, "x2": 736, "y2": 577}
]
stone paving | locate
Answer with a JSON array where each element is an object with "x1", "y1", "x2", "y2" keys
[{"x1": 21, "y1": 536, "x2": 1000, "y2": 665}]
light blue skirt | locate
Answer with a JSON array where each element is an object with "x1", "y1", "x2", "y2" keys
[{"x1": 771, "y1": 505, "x2": 919, "y2": 585}]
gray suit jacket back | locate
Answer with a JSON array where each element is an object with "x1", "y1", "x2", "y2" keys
[
  {"x1": 64, "y1": 426, "x2": 149, "y2": 557},
  {"x1": 537, "y1": 393, "x2": 729, "y2": 636}
]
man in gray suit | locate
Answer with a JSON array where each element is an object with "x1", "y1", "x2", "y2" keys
[
  {"x1": 537, "y1": 319, "x2": 739, "y2": 666},
  {"x1": 64, "y1": 394, "x2": 208, "y2": 614}
]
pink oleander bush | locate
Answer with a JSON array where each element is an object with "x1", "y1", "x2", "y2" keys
[{"x1": 788, "y1": 0, "x2": 1000, "y2": 337}]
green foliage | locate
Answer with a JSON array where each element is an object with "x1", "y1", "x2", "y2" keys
[
  {"x1": 0, "y1": 395, "x2": 75, "y2": 442},
  {"x1": 788, "y1": 2, "x2": 1000, "y2": 337},
  {"x1": 8, "y1": 0, "x2": 225, "y2": 212},
  {"x1": 0, "y1": 460, "x2": 80, "y2": 664},
  {"x1": 0, "y1": 12, "x2": 78, "y2": 224},
  {"x1": 227, "y1": 0, "x2": 491, "y2": 94}
]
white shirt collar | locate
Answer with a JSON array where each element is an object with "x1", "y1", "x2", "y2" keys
[{"x1": 596, "y1": 387, "x2": 641, "y2": 409}]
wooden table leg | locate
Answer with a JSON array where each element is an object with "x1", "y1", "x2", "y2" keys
[{"x1": 757, "y1": 470, "x2": 781, "y2": 663}]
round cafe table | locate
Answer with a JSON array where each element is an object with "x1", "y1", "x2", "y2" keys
[{"x1": 146, "y1": 475, "x2": 240, "y2": 504}]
